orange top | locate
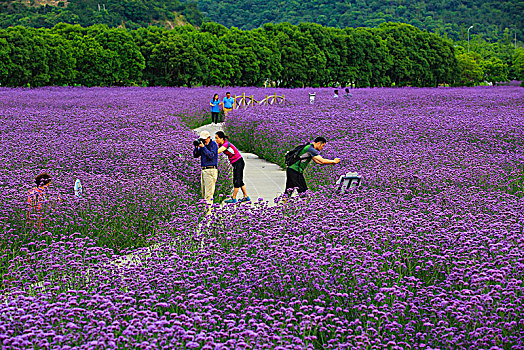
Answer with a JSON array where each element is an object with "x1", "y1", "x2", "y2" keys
[{"x1": 27, "y1": 187, "x2": 46, "y2": 212}]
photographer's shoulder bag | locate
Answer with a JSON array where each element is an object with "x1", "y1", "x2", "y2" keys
[{"x1": 285, "y1": 144, "x2": 310, "y2": 167}]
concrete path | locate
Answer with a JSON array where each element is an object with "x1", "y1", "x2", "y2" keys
[{"x1": 194, "y1": 123, "x2": 287, "y2": 206}]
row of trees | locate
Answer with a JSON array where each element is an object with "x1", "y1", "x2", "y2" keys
[{"x1": 0, "y1": 22, "x2": 521, "y2": 88}]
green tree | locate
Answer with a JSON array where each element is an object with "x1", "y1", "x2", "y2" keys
[
  {"x1": 131, "y1": 26, "x2": 168, "y2": 85},
  {"x1": 512, "y1": 47, "x2": 524, "y2": 81},
  {"x1": 90, "y1": 25, "x2": 145, "y2": 85},
  {"x1": 297, "y1": 23, "x2": 330, "y2": 87},
  {"x1": 0, "y1": 37, "x2": 12, "y2": 86},
  {"x1": 72, "y1": 35, "x2": 118, "y2": 86},
  {"x1": 221, "y1": 27, "x2": 282, "y2": 86},
  {"x1": 377, "y1": 23, "x2": 431, "y2": 87},
  {"x1": 455, "y1": 52, "x2": 483, "y2": 86},
  {"x1": 264, "y1": 22, "x2": 319, "y2": 87},
  {"x1": 149, "y1": 33, "x2": 205, "y2": 86},
  {"x1": 189, "y1": 30, "x2": 236, "y2": 86},
  {"x1": 0, "y1": 26, "x2": 50, "y2": 87},
  {"x1": 480, "y1": 57, "x2": 508, "y2": 83}
]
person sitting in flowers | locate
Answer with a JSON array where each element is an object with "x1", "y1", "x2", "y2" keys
[
  {"x1": 215, "y1": 131, "x2": 250, "y2": 203},
  {"x1": 27, "y1": 172, "x2": 54, "y2": 228}
]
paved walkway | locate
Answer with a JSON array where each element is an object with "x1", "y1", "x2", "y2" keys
[{"x1": 194, "y1": 123, "x2": 287, "y2": 206}]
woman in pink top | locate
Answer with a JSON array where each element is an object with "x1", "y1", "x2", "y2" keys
[{"x1": 215, "y1": 131, "x2": 250, "y2": 203}]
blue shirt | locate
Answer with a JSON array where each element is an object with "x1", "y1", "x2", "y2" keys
[
  {"x1": 223, "y1": 97, "x2": 235, "y2": 109},
  {"x1": 210, "y1": 99, "x2": 220, "y2": 113},
  {"x1": 193, "y1": 140, "x2": 218, "y2": 167}
]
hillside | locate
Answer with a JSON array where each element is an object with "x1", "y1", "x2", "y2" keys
[
  {"x1": 0, "y1": 0, "x2": 203, "y2": 28},
  {"x1": 186, "y1": 0, "x2": 522, "y2": 43}
]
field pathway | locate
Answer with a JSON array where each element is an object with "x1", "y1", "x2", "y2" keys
[{"x1": 194, "y1": 122, "x2": 286, "y2": 206}]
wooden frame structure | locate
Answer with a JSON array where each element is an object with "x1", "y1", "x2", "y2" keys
[{"x1": 232, "y1": 93, "x2": 286, "y2": 109}]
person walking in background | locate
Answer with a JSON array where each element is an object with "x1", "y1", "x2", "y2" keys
[
  {"x1": 222, "y1": 92, "x2": 235, "y2": 118},
  {"x1": 334, "y1": 89, "x2": 339, "y2": 98},
  {"x1": 210, "y1": 93, "x2": 221, "y2": 124},
  {"x1": 285, "y1": 137, "x2": 341, "y2": 196},
  {"x1": 344, "y1": 88, "x2": 352, "y2": 98},
  {"x1": 193, "y1": 130, "x2": 218, "y2": 206},
  {"x1": 215, "y1": 131, "x2": 250, "y2": 203}
]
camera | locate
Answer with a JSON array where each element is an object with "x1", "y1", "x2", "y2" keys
[{"x1": 193, "y1": 138, "x2": 205, "y2": 147}]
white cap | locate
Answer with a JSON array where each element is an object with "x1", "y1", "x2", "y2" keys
[{"x1": 199, "y1": 130, "x2": 211, "y2": 139}]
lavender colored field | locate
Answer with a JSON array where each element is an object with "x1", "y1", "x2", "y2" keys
[
  {"x1": 0, "y1": 87, "x2": 235, "y2": 270},
  {"x1": 1, "y1": 86, "x2": 524, "y2": 349}
]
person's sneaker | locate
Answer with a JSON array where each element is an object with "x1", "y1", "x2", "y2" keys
[
  {"x1": 224, "y1": 198, "x2": 237, "y2": 203},
  {"x1": 238, "y1": 196, "x2": 251, "y2": 203}
]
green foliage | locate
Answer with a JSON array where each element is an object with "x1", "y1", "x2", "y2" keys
[
  {"x1": 513, "y1": 47, "x2": 524, "y2": 81},
  {"x1": 0, "y1": 0, "x2": 203, "y2": 29},
  {"x1": 377, "y1": 23, "x2": 456, "y2": 87},
  {"x1": 480, "y1": 57, "x2": 508, "y2": 84},
  {"x1": 0, "y1": 27, "x2": 49, "y2": 87},
  {"x1": 149, "y1": 33, "x2": 204, "y2": 86},
  {"x1": 0, "y1": 37, "x2": 12, "y2": 85},
  {"x1": 0, "y1": 24, "x2": 145, "y2": 87},
  {"x1": 42, "y1": 32, "x2": 77, "y2": 86},
  {"x1": 454, "y1": 30, "x2": 519, "y2": 81},
  {"x1": 0, "y1": 21, "x2": 501, "y2": 88},
  {"x1": 188, "y1": 0, "x2": 522, "y2": 44},
  {"x1": 455, "y1": 52, "x2": 484, "y2": 86}
]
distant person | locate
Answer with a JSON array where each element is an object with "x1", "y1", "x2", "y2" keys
[
  {"x1": 215, "y1": 131, "x2": 250, "y2": 203},
  {"x1": 222, "y1": 92, "x2": 235, "y2": 118},
  {"x1": 334, "y1": 89, "x2": 339, "y2": 98},
  {"x1": 344, "y1": 88, "x2": 352, "y2": 98},
  {"x1": 309, "y1": 92, "x2": 316, "y2": 104},
  {"x1": 210, "y1": 93, "x2": 221, "y2": 124},
  {"x1": 193, "y1": 130, "x2": 218, "y2": 206},
  {"x1": 285, "y1": 137, "x2": 341, "y2": 195},
  {"x1": 27, "y1": 172, "x2": 54, "y2": 228}
]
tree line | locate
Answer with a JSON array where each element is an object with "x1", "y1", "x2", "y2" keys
[{"x1": 0, "y1": 22, "x2": 521, "y2": 88}]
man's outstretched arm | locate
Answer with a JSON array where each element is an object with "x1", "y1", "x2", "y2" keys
[{"x1": 312, "y1": 155, "x2": 340, "y2": 165}]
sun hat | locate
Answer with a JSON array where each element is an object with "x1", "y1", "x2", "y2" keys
[{"x1": 199, "y1": 130, "x2": 211, "y2": 139}]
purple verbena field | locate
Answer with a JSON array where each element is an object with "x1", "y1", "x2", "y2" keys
[{"x1": 1, "y1": 86, "x2": 524, "y2": 349}]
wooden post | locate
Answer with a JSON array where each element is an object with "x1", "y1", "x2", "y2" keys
[
  {"x1": 282, "y1": 94, "x2": 285, "y2": 104},
  {"x1": 250, "y1": 95, "x2": 254, "y2": 106},
  {"x1": 242, "y1": 92, "x2": 246, "y2": 107},
  {"x1": 264, "y1": 95, "x2": 268, "y2": 105},
  {"x1": 233, "y1": 95, "x2": 237, "y2": 109},
  {"x1": 273, "y1": 93, "x2": 277, "y2": 105}
]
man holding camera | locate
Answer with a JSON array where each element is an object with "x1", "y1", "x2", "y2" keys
[
  {"x1": 286, "y1": 137, "x2": 341, "y2": 196},
  {"x1": 193, "y1": 130, "x2": 218, "y2": 206}
]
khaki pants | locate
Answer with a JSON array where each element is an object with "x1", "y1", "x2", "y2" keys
[{"x1": 201, "y1": 168, "x2": 218, "y2": 205}]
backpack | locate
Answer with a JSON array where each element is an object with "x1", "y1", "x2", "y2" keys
[{"x1": 285, "y1": 144, "x2": 309, "y2": 167}]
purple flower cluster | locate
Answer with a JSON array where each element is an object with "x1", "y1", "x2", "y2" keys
[
  {"x1": 1, "y1": 86, "x2": 524, "y2": 349},
  {"x1": 226, "y1": 87, "x2": 524, "y2": 195},
  {"x1": 0, "y1": 86, "x2": 232, "y2": 272}
]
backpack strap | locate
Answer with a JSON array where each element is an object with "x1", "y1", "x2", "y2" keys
[{"x1": 300, "y1": 144, "x2": 312, "y2": 158}]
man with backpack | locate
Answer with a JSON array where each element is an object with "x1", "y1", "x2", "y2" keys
[{"x1": 285, "y1": 137, "x2": 341, "y2": 195}]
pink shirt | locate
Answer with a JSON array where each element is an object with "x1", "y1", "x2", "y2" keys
[{"x1": 222, "y1": 140, "x2": 242, "y2": 164}]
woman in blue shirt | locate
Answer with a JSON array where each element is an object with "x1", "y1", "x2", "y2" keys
[{"x1": 210, "y1": 94, "x2": 221, "y2": 124}]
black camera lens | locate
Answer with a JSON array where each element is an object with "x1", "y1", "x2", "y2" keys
[{"x1": 193, "y1": 140, "x2": 201, "y2": 147}]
